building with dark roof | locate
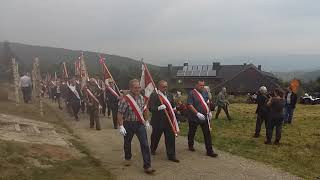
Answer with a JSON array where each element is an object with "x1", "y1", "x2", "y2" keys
[{"x1": 161, "y1": 62, "x2": 281, "y2": 95}]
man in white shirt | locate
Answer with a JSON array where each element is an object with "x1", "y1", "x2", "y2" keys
[{"x1": 20, "y1": 73, "x2": 32, "y2": 103}]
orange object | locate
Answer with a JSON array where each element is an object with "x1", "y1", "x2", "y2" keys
[{"x1": 290, "y1": 79, "x2": 300, "y2": 93}]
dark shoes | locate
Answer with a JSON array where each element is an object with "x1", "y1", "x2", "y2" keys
[
  {"x1": 274, "y1": 140, "x2": 280, "y2": 145},
  {"x1": 264, "y1": 141, "x2": 272, "y2": 145},
  {"x1": 168, "y1": 158, "x2": 180, "y2": 163},
  {"x1": 207, "y1": 152, "x2": 218, "y2": 158},
  {"x1": 144, "y1": 167, "x2": 156, "y2": 175},
  {"x1": 188, "y1": 146, "x2": 195, "y2": 152},
  {"x1": 253, "y1": 134, "x2": 260, "y2": 138}
]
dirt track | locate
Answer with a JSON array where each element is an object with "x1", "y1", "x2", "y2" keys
[{"x1": 54, "y1": 105, "x2": 300, "y2": 180}]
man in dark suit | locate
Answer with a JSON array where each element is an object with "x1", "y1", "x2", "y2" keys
[
  {"x1": 149, "y1": 80, "x2": 179, "y2": 163},
  {"x1": 66, "y1": 78, "x2": 82, "y2": 121}
]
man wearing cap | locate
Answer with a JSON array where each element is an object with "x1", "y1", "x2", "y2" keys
[
  {"x1": 253, "y1": 86, "x2": 270, "y2": 138},
  {"x1": 117, "y1": 79, "x2": 155, "y2": 174},
  {"x1": 149, "y1": 80, "x2": 179, "y2": 163},
  {"x1": 187, "y1": 80, "x2": 218, "y2": 158}
]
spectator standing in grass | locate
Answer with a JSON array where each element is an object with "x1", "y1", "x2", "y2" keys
[
  {"x1": 284, "y1": 87, "x2": 298, "y2": 125},
  {"x1": 20, "y1": 72, "x2": 32, "y2": 103},
  {"x1": 265, "y1": 88, "x2": 285, "y2": 145},
  {"x1": 253, "y1": 86, "x2": 270, "y2": 138},
  {"x1": 215, "y1": 87, "x2": 232, "y2": 120}
]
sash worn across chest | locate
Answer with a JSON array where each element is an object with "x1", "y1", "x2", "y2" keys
[
  {"x1": 68, "y1": 85, "x2": 80, "y2": 99},
  {"x1": 124, "y1": 94, "x2": 145, "y2": 124},
  {"x1": 158, "y1": 92, "x2": 180, "y2": 132},
  {"x1": 106, "y1": 86, "x2": 119, "y2": 98},
  {"x1": 192, "y1": 89, "x2": 210, "y2": 114}
]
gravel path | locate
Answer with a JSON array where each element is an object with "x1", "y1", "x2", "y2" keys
[{"x1": 57, "y1": 108, "x2": 300, "y2": 180}]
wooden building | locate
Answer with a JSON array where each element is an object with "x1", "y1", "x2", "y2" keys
[{"x1": 161, "y1": 62, "x2": 281, "y2": 95}]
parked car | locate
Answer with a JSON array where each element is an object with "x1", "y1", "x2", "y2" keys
[{"x1": 300, "y1": 93, "x2": 320, "y2": 105}]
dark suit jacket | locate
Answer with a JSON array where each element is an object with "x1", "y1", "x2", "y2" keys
[
  {"x1": 66, "y1": 86, "x2": 81, "y2": 103},
  {"x1": 106, "y1": 88, "x2": 119, "y2": 110},
  {"x1": 149, "y1": 91, "x2": 176, "y2": 129},
  {"x1": 255, "y1": 92, "x2": 269, "y2": 119}
]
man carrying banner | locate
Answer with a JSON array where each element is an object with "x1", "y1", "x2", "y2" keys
[
  {"x1": 106, "y1": 79, "x2": 120, "y2": 129},
  {"x1": 117, "y1": 79, "x2": 155, "y2": 174},
  {"x1": 187, "y1": 80, "x2": 218, "y2": 158},
  {"x1": 85, "y1": 78, "x2": 102, "y2": 130},
  {"x1": 149, "y1": 80, "x2": 180, "y2": 163}
]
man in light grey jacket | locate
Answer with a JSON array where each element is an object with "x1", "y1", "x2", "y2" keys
[{"x1": 20, "y1": 73, "x2": 32, "y2": 103}]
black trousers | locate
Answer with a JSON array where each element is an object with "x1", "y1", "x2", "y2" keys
[
  {"x1": 123, "y1": 121, "x2": 151, "y2": 169},
  {"x1": 255, "y1": 113, "x2": 268, "y2": 136},
  {"x1": 111, "y1": 109, "x2": 118, "y2": 128},
  {"x1": 21, "y1": 87, "x2": 31, "y2": 103},
  {"x1": 106, "y1": 100, "x2": 111, "y2": 117},
  {"x1": 88, "y1": 106, "x2": 101, "y2": 130},
  {"x1": 55, "y1": 93, "x2": 62, "y2": 109},
  {"x1": 188, "y1": 120, "x2": 213, "y2": 154},
  {"x1": 266, "y1": 115, "x2": 283, "y2": 142},
  {"x1": 150, "y1": 126, "x2": 176, "y2": 159},
  {"x1": 215, "y1": 105, "x2": 231, "y2": 120},
  {"x1": 70, "y1": 101, "x2": 81, "y2": 120},
  {"x1": 80, "y1": 100, "x2": 86, "y2": 113},
  {"x1": 101, "y1": 102, "x2": 106, "y2": 116}
]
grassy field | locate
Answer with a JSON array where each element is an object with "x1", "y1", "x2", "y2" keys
[
  {"x1": 179, "y1": 103, "x2": 320, "y2": 179},
  {"x1": 0, "y1": 97, "x2": 114, "y2": 180}
]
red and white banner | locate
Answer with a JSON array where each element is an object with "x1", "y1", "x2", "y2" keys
[
  {"x1": 192, "y1": 89, "x2": 210, "y2": 114},
  {"x1": 140, "y1": 63, "x2": 155, "y2": 99},
  {"x1": 124, "y1": 94, "x2": 145, "y2": 124},
  {"x1": 158, "y1": 92, "x2": 180, "y2": 133},
  {"x1": 99, "y1": 56, "x2": 120, "y2": 98}
]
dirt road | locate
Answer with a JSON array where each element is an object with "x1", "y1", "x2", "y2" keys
[{"x1": 54, "y1": 105, "x2": 299, "y2": 180}]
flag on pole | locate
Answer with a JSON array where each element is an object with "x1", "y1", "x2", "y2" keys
[
  {"x1": 140, "y1": 62, "x2": 179, "y2": 136},
  {"x1": 75, "y1": 57, "x2": 81, "y2": 76},
  {"x1": 62, "y1": 62, "x2": 69, "y2": 79},
  {"x1": 99, "y1": 56, "x2": 121, "y2": 97},
  {"x1": 140, "y1": 63, "x2": 156, "y2": 100}
]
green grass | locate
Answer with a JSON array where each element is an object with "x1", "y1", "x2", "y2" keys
[{"x1": 179, "y1": 103, "x2": 320, "y2": 179}]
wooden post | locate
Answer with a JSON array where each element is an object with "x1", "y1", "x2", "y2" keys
[
  {"x1": 12, "y1": 58, "x2": 20, "y2": 105},
  {"x1": 32, "y1": 57, "x2": 44, "y2": 116}
]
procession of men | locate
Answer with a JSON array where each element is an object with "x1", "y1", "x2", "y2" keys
[{"x1": 33, "y1": 55, "x2": 299, "y2": 176}]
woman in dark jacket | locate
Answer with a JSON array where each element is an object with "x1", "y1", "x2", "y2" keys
[{"x1": 265, "y1": 88, "x2": 285, "y2": 145}]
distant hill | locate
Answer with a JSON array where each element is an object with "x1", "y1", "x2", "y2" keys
[
  {"x1": 0, "y1": 42, "x2": 161, "y2": 88},
  {"x1": 274, "y1": 70, "x2": 320, "y2": 82}
]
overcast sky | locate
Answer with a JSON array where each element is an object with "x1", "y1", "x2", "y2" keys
[{"x1": 1, "y1": 0, "x2": 320, "y2": 71}]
